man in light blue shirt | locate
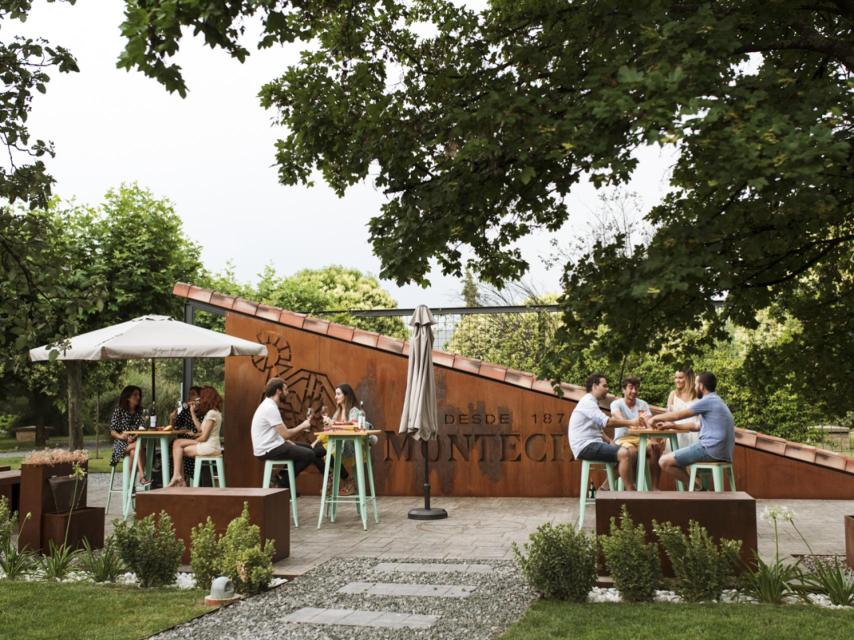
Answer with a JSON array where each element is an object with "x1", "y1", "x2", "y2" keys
[{"x1": 647, "y1": 371, "x2": 735, "y2": 488}]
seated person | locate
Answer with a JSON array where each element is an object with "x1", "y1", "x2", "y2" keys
[
  {"x1": 648, "y1": 371, "x2": 735, "y2": 488},
  {"x1": 251, "y1": 377, "x2": 325, "y2": 490},
  {"x1": 169, "y1": 385, "x2": 201, "y2": 480},
  {"x1": 109, "y1": 385, "x2": 149, "y2": 486},
  {"x1": 314, "y1": 383, "x2": 374, "y2": 496},
  {"x1": 610, "y1": 377, "x2": 663, "y2": 490},
  {"x1": 167, "y1": 386, "x2": 223, "y2": 487},
  {"x1": 569, "y1": 373, "x2": 641, "y2": 491}
]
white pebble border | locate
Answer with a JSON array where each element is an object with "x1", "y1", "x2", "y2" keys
[
  {"x1": 0, "y1": 567, "x2": 286, "y2": 590},
  {"x1": 587, "y1": 587, "x2": 851, "y2": 609}
]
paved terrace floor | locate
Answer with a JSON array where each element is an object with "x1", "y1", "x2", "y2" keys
[{"x1": 86, "y1": 474, "x2": 852, "y2": 576}]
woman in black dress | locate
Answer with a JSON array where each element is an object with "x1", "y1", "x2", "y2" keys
[{"x1": 110, "y1": 385, "x2": 149, "y2": 485}]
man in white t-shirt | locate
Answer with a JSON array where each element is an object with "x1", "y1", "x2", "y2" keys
[{"x1": 251, "y1": 377, "x2": 323, "y2": 489}]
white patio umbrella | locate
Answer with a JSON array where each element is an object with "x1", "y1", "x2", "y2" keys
[
  {"x1": 30, "y1": 314, "x2": 268, "y2": 404},
  {"x1": 399, "y1": 305, "x2": 447, "y2": 520}
]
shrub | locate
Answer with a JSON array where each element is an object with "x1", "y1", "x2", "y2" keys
[
  {"x1": 599, "y1": 506, "x2": 661, "y2": 602},
  {"x1": 653, "y1": 520, "x2": 741, "y2": 602},
  {"x1": 0, "y1": 496, "x2": 15, "y2": 550},
  {"x1": 113, "y1": 512, "x2": 184, "y2": 588},
  {"x1": 512, "y1": 522, "x2": 596, "y2": 601},
  {"x1": 190, "y1": 518, "x2": 221, "y2": 592},
  {"x1": 219, "y1": 503, "x2": 275, "y2": 595},
  {"x1": 79, "y1": 537, "x2": 125, "y2": 583}
]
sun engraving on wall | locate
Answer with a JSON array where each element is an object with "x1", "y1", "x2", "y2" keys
[{"x1": 251, "y1": 330, "x2": 336, "y2": 435}]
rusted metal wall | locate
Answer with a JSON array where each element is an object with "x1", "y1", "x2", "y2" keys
[{"x1": 222, "y1": 313, "x2": 854, "y2": 499}]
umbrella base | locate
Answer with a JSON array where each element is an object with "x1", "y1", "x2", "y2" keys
[{"x1": 408, "y1": 507, "x2": 448, "y2": 520}]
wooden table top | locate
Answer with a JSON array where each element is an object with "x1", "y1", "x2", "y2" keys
[
  {"x1": 626, "y1": 429, "x2": 682, "y2": 436},
  {"x1": 322, "y1": 429, "x2": 382, "y2": 437},
  {"x1": 125, "y1": 430, "x2": 192, "y2": 436}
]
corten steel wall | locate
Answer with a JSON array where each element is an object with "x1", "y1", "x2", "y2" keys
[
  {"x1": 223, "y1": 313, "x2": 585, "y2": 497},
  {"x1": 218, "y1": 311, "x2": 854, "y2": 499}
]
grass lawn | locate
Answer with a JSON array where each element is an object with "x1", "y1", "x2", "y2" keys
[
  {"x1": 0, "y1": 581, "x2": 208, "y2": 640},
  {"x1": 500, "y1": 601, "x2": 853, "y2": 640}
]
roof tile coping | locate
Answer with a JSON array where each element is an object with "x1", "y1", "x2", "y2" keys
[{"x1": 173, "y1": 282, "x2": 854, "y2": 474}]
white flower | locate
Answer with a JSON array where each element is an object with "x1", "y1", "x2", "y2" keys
[{"x1": 762, "y1": 505, "x2": 796, "y2": 522}]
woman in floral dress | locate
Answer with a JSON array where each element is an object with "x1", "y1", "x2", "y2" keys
[{"x1": 109, "y1": 385, "x2": 149, "y2": 485}]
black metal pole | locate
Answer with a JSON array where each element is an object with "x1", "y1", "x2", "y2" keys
[
  {"x1": 151, "y1": 358, "x2": 156, "y2": 405},
  {"x1": 407, "y1": 438, "x2": 448, "y2": 520},
  {"x1": 182, "y1": 303, "x2": 195, "y2": 399}
]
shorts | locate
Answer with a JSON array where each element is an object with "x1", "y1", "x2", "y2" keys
[
  {"x1": 616, "y1": 435, "x2": 640, "y2": 448},
  {"x1": 577, "y1": 441, "x2": 621, "y2": 463},
  {"x1": 673, "y1": 441, "x2": 725, "y2": 467}
]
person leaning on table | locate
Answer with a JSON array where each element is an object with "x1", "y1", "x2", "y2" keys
[
  {"x1": 568, "y1": 373, "x2": 643, "y2": 491},
  {"x1": 251, "y1": 377, "x2": 325, "y2": 491},
  {"x1": 646, "y1": 371, "x2": 735, "y2": 489}
]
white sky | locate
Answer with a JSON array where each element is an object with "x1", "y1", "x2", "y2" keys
[{"x1": 11, "y1": 1, "x2": 675, "y2": 308}]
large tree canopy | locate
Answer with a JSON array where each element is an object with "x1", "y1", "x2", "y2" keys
[{"x1": 117, "y1": 1, "x2": 854, "y2": 411}]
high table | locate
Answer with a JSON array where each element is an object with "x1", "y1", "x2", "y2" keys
[
  {"x1": 317, "y1": 430, "x2": 381, "y2": 531},
  {"x1": 123, "y1": 429, "x2": 191, "y2": 517},
  {"x1": 626, "y1": 428, "x2": 685, "y2": 492}
]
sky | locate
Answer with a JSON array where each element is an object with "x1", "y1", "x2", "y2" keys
[{"x1": 11, "y1": 1, "x2": 675, "y2": 308}]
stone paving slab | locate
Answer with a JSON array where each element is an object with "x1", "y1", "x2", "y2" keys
[
  {"x1": 374, "y1": 562, "x2": 494, "y2": 574},
  {"x1": 339, "y1": 581, "x2": 475, "y2": 598},
  {"x1": 285, "y1": 607, "x2": 438, "y2": 629}
]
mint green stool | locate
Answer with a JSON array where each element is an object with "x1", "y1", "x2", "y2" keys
[
  {"x1": 318, "y1": 434, "x2": 378, "y2": 530},
  {"x1": 193, "y1": 456, "x2": 226, "y2": 488},
  {"x1": 577, "y1": 460, "x2": 618, "y2": 528},
  {"x1": 106, "y1": 457, "x2": 130, "y2": 516},
  {"x1": 262, "y1": 459, "x2": 299, "y2": 527},
  {"x1": 688, "y1": 461, "x2": 736, "y2": 492}
]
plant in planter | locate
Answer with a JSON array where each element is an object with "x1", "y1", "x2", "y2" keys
[
  {"x1": 79, "y1": 537, "x2": 125, "y2": 583},
  {"x1": 741, "y1": 506, "x2": 800, "y2": 604},
  {"x1": 113, "y1": 511, "x2": 184, "y2": 588},
  {"x1": 0, "y1": 512, "x2": 36, "y2": 580},
  {"x1": 513, "y1": 522, "x2": 597, "y2": 602}
]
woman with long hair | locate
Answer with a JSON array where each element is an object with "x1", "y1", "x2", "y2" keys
[
  {"x1": 315, "y1": 383, "x2": 371, "y2": 496},
  {"x1": 667, "y1": 368, "x2": 701, "y2": 448},
  {"x1": 109, "y1": 385, "x2": 149, "y2": 485},
  {"x1": 167, "y1": 386, "x2": 224, "y2": 487}
]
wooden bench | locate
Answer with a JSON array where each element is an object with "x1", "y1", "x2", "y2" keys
[
  {"x1": 595, "y1": 491, "x2": 757, "y2": 575},
  {"x1": 135, "y1": 487, "x2": 290, "y2": 563},
  {"x1": 0, "y1": 470, "x2": 22, "y2": 514}
]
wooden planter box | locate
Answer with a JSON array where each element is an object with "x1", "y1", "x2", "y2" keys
[
  {"x1": 41, "y1": 507, "x2": 104, "y2": 552},
  {"x1": 846, "y1": 515, "x2": 854, "y2": 571},
  {"x1": 18, "y1": 461, "x2": 88, "y2": 553}
]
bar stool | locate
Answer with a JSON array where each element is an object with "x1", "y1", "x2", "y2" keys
[
  {"x1": 193, "y1": 455, "x2": 226, "y2": 488},
  {"x1": 688, "y1": 461, "x2": 736, "y2": 492},
  {"x1": 105, "y1": 457, "x2": 130, "y2": 516},
  {"x1": 261, "y1": 459, "x2": 299, "y2": 527},
  {"x1": 577, "y1": 460, "x2": 618, "y2": 528},
  {"x1": 318, "y1": 436, "x2": 378, "y2": 530}
]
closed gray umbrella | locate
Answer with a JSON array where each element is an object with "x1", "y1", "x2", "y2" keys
[{"x1": 400, "y1": 305, "x2": 447, "y2": 520}]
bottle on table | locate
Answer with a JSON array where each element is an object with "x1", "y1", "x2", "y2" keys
[
  {"x1": 149, "y1": 402, "x2": 157, "y2": 429},
  {"x1": 358, "y1": 401, "x2": 366, "y2": 430}
]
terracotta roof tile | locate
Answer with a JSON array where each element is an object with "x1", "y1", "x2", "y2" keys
[
  {"x1": 186, "y1": 285, "x2": 212, "y2": 304},
  {"x1": 377, "y1": 335, "x2": 405, "y2": 354},
  {"x1": 303, "y1": 317, "x2": 330, "y2": 335},
  {"x1": 172, "y1": 283, "x2": 190, "y2": 298},
  {"x1": 735, "y1": 430, "x2": 758, "y2": 448},
  {"x1": 479, "y1": 363, "x2": 507, "y2": 381},
  {"x1": 452, "y1": 355, "x2": 481, "y2": 374},
  {"x1": 754, "y1": 434, "x2": 788, "y2": 456},
  {"x1": 210, "y1": 292, "x2": 237, "y2": 310},
  {"x1": 327, "y1": 323, "x2": 355, "y2": 342},
  {"x1": 783, "y1": 443, "x2": 817, "y2": 464},
  {"x1": 432, "y1": 350, "x2": 456, "y2": 368},
  {"x1": 255, "y1": 304, "x2": 282, "y2": 322},
  {"x1": 402, "y1": 341, "x2": 411, "y2": 356},
  {"x1": 278, "y1": 310, "x2": 305, "y2": 328},
  {"x1": 814, "y1": 448, "x2": 848, "y2": 471},
  {"x1": 505, "y1": 369, "x2": 535, "y2": 389},
  {"x1": 232, "y1": 298, "x2": 258, "y2": 316},
  {"x1": 847, "y1": 457, "x2": 854, "y2": 474},
  {"x1": 352, "y1": 330, "x2": 380, "y2": 348}
]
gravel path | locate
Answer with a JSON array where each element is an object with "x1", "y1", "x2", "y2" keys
[{"x1": 151, "y1": 558, "x2": 535, "y2": 640}]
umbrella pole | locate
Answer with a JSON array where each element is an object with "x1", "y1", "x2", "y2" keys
[
  {"x1": 407, "y1": 439, "x2": 448, "y2": 520},
  {"x1": 151, "y1": 358, "x2": 156, "y2": 406}
]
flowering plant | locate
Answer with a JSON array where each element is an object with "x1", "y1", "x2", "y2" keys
[{"x1": 22, "y1": 448, "x2": 88, "y2": 466}]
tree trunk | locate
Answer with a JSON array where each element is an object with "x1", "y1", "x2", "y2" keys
[
  {"x1": 67, "y1": 361, "x2": 84, "y2": 450},
  {"x1": 32, "y1": 389, "x2": 47, "y2": 447}
]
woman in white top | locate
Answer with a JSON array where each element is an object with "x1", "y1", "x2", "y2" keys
[
  {"x1": 167, "y1": 386, "x2": 223, "y2": 487},
  {"x1": 666, "y1": 368, "x2": 701, "y2": 448}
]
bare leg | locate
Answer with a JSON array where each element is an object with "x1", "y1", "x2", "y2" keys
[
  {"x1": 169, "y1": 438, "x2": 196, "y2": 486},
  {"x1": 649, "y1": 443, "x2": 663, "y2": 490},
  {"x1": 660, "y1": 452, "x2": 691, "y2": 485},
  {"x1": 128, "y1": 442, "x2": 147, "y2": 483},
  {"x1": 617, "y1": 447, "x2": 636, "y2": 491}
]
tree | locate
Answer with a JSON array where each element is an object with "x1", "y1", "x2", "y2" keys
[
  {"x1": 118, "y1": 2, "x2": 854, "y2": 414},
  {"x1": 461, "y1": 268, "x2": 479, "y2": 307}
]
